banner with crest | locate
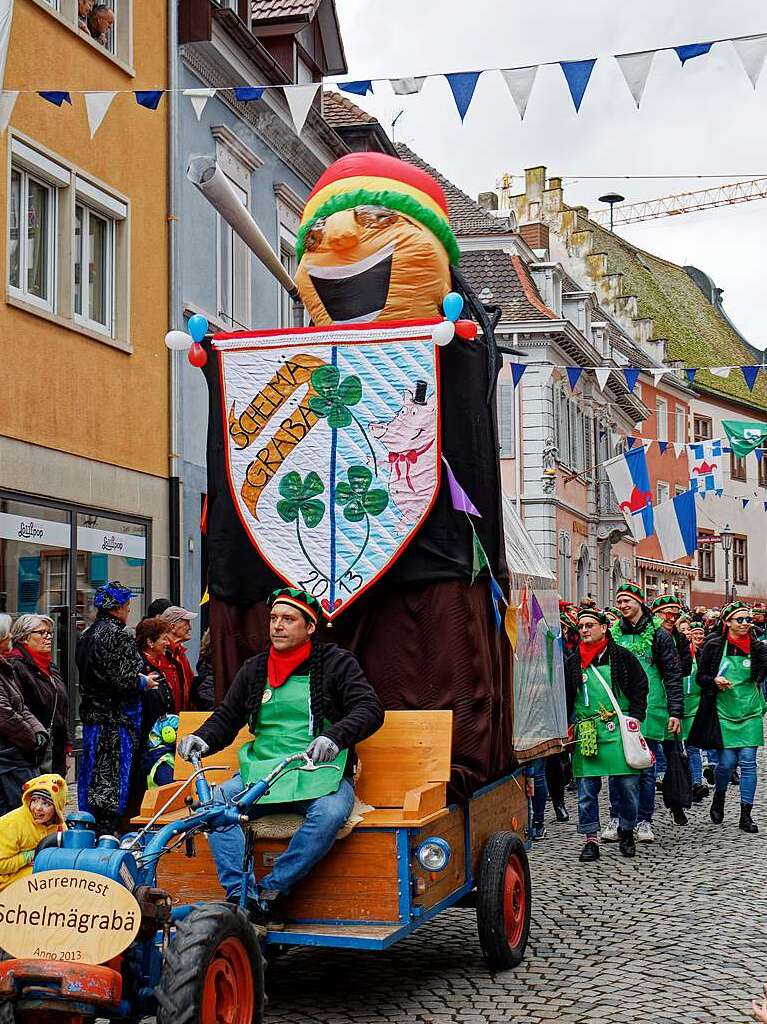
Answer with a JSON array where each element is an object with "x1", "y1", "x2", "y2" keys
[{"x1": 214, "y1": 320, "x2": 441, "y2": 618}]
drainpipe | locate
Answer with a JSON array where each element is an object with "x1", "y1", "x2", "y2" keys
[
  {"x1": 513, "y1": 332, "x2": 522, "y2": 517},
  {"x1": 167, "y1": 0, "x2": 181, "y2": 604}
]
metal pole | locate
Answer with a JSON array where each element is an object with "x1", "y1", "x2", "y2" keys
[{"x1": 724, "y1": 546, "x2": 730, "y2": 606}]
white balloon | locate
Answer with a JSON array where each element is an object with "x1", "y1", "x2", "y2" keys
[
  {"x1": 432, "y1": 320, "x2": 455, "y2": 347},
  {"x1": 165, "y1": 330, "x2": 192, "y2": 351}
]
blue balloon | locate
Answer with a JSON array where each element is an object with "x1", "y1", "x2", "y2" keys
[
  {"x1": 442, "y1": 292, "x2": 464, "y2": 322},
  {"x1": 187, "y1": 314, "x2": 209, "y2": 343}
]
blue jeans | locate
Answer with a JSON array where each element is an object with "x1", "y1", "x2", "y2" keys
[
  {"x1": 687, "y1": 746, "x2": 702, "y2": 785},
  {"x1": 578, "y1": 775, "x2": 638, "y2": 835},
  {"x1": 705, "y1": 749, "x2": 719, "y2": 766},
  {"x1": 715, "y1": 747, "x2": 758, "y2": 804},
  {"x1": 654, "y1": 743, "x2": 667, "y2": 776},
  {"x1": 609, "y1": 739, "x2": 663, "y2": 824},
  {"x1": 526, "y1": 758, "x2": 548, "y2": 826},
  {"x1": 208, "y1": 773, "x2": 355, "y2": 899}
]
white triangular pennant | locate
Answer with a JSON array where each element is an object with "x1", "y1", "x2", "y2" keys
[
  {"x1": 84, "y1": 91, "x2": 117, "y2": 138},
  {"x1": 284, "y1": 83, "x2": 321, "y2": 135},
  {"x1": 536, "y1": 364, "x2": 554, "y2": 389},
  {"x1": 615, "y1": 50, "x2": 656, "y2": 108},
  {"x1": 651, "y1": 368, "x2": 668, "y2": 384},
  {"x1": 733, "y1": 34, "x2": 767, "y2": 88},
  {"x1": 390, "y1": 77, "x2": 426, "y2": 96},
  {"x1": 184, "y1": 88, "x2": 216, "y2": 121},
  {"x1": 673, "y1": 441, "x2": 686, "y2": 458},
  {"x1": 0, "y1": 89, "x2": 17, "y2": 132},
  {"x1": 594, "y1": 367, "x2": 611, "y2": 391},
  {"x1": 710, "y1": 366, "x2": 732, "y2": 378},
  {"x1": 501, "y1": 66, "x2": 538, "y2": 120}
]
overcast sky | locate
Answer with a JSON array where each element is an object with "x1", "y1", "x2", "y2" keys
[{"x1": 334, "y1": 0, "x2": 767, "y2": 350}]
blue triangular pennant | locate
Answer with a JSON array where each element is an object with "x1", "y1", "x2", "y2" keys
[
  {"x1": 741, "y1": 365, "x2": 760, "y2": 391},
  {"x1": 338, "y1": 80, "x2": 373, "y2": 96},
  {"x1": 700, "y1": 492, "x2": 706, "y2": 501},
  {"x1": 715, "y1": 489, "x2": 723, "y2": 498},
  {"x1": 626, "y1": 436, "x2": 636, "y2": 450},
  {"x1": 489, "y1": 575, "x2": 505, "y2": 632},
  {"x1": 38, "y1": 91, "x2": 71, "y2": 106},
  {"x1": 743, "y1": 498, "x2": 750, "y2": 509},
  {"x1": 234, "y1": 86, "x2": 264, "y2": 102},
  {"x1": 623, "y1": 367, "x2": 641, "y2": 392},
  {"x1": 764, "y1": 501, "x2": 767, "y2": 512},
  {"x1": 675, "y1": 42, "x2": 713, "y2": 65},
  {"x1": 135, "y1": 91, "x2": 163, "y2": 110},
  {"x1": 757, "y1": 448, "x2": 764, "y2": 463},
  {"x1": 511, "y1": 364, "x2": 527, "y2": 387},
  {"x1": 566, "y1": 366, "x2": 583, "y2": 391},
  {"x1": 445, "y1": 71, "x2": 481, "y2": 121},
  {"x1": 560, "y1": 59, "x2": 597, "y2": 112},
  {"x1": 658, "y1": 440, "x2": 669, "y2": 454},
  {"x1": 686, "y1": 368, "x2": 697, "y2": 384}
]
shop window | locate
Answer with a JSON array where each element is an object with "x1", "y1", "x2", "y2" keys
[
  {"x1": 496, "y1": 382, "x2": 514, "y2": 458},
  {"x1": 730, "y1": 452, "x2": 747, "y2": 482},
  {"x1": 733, "y1": 536, "x2": 748, "y2": 585},
  {"x1": 8, "y1": 167, "x2": 57, "y2": 310},
  {"x1": 693, "y1": 416, "x2": 712, "y2": 442},
  {"x1": 698, "y1": 531, "x2": 715, "y2": 581},
  {"x1": 75, "y1": 512, "x2": 147, "y2": 631}
]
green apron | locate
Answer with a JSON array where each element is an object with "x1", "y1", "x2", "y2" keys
[
  {"x1": 715, "y1": 651, "x2": 766, "y2": 750},
  {"x1": 681, "y1": 659, "x2": 701, "y2": 742},
  {"x1": 613, "y1": 624, "x2": 669, "y2": 741},
  {"x1": 572, "y1": 663, "x2": 638, "y2": 778},
  {"x1": 238, "y1": 673, "x2": 348, "y2": 803}
]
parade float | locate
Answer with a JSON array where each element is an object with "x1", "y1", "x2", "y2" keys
[{"x1": 0, "y1": 152, "x2": 566, "y2": 1024}]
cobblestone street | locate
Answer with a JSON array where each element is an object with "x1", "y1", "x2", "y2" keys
[{"x1": 260, "y1": 780, "x2": 766, "y2": 1024}]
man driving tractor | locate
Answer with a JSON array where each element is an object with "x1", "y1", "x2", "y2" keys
[{"x1": 178, "y1": 587, "x2": 384, "y2": 919}]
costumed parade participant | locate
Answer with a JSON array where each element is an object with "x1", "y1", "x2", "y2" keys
[
  {"x1": 751, "y1": 602, "x2": 767, "y2": 644},
  {"x1": 603, "y1": 582, "x2": 683, "y2": 841},
  {"x1": 682, "y1": 616, "x2": 710, "y2": 802},
  {"x1": 0, "y1": 773, "x2": 66, "y2": 891},
  {"x1": 76, "y1": 581, "x2": 160, "y2": 835},
  {"x1": 566, "y1": 609, "x2": 648, "y2": 862},
  {"x1": 648, "y1": 596, "x2": 693, "y2": 791},
  {"x1": 690, "y1": 601, "x2": 767, "y2": 833},
  {"x1": 178, "y1": 587, "x2": 384, "y2": 919}
]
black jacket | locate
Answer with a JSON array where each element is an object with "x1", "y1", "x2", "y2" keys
[
  {"x1": 565, "y1": 636, "x2": 649, "y2": 722},
  {"x1": 76, "y1": 612, "x2": 145, "y2": 724},
  {"x1": 689, "y1": 633, "x2": 767, "y2": 749},
  {"x1": 6, "y1": 646, "x2": 70, "y2": 775},
  {"x1": 0, "y1": 658, "x2": 46, "y2": 757},
  {"x1": 196, "y1": 643, "x2": 385, "y2": 771},
  {"x1": 614, "y1": 611, "x2": 684, "y2": 719},
  {"x1": 671, "y1": 629, "x2": 693, "y2": 678}
]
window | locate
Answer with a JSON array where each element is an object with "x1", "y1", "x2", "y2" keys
[
  {"x1": 675, "y1": 484, "x2": 687, "y2": 496},
  {"x1": 558, "y1": 532, "x2": 571, "y2": 600},
  {"x1": 698, "y1": 531, "x2": 715, "y2": 581},
  {"x1": 216, "y1": 178, "x2": 250, "y2": 329},
  {"x1": 657, "y1": 480, "x2": 670, "y2": 504},
  {"x1": 496, "y1": 382, "x2": 514, "y2": 458},
  {"x1": 760, "y1": 453, "x2": 767, "y2": 488},
  {"x1": 279, "y1": 239, "x2": 307, "y2": 329},
  {"x1": 8, "y1": 167, "x2": 56, "y2": 309},
  {"x1": 733, "y1": 536, "x2": 748, "y2": 585},
  {"x1": 730, "y1": 451, "x2": 747, "y2": 482},
  {"x1": 656, "y1": 397, "x2": 668, "y2": 442},
  {"x1": 693, "y1": 415, "x2": 713, "y2": 442},
  {"x1": 675, "y1": 405, "x2": 686, "y2": 443},
  {"x1": 74, "y1": 203, "x2": 114, "y2": 331},
  {"x1": 645, "y1": 573, "x2": 660, "y2": 601}
]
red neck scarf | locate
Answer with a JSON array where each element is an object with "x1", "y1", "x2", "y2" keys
[
  {"x1": 579, "y1": 637, "x2": 608, "y2": 670},
  {"x1": 727, "y1": 632, "x2": 752, "y2": 655},
  {"x1": 268, "y1": 641, "x2": 312, "y2": 688},
  {"x1": 21, "y1": 645, "x2": 52, "y2": 677}
]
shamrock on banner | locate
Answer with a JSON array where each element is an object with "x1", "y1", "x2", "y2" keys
[{"x1": 722, "y1": 420, "x2": 767, "y2": 458}]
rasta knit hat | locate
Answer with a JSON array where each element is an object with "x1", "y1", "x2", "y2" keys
[
  {"x1": 297, "y1": 152, "x2": 460, "y2": 266},
  {"x1": 577, "y1": 607, "x2": 609, "y2": 625},
  {"x1": 615, "y1": 581, "x2": 645, "y2": 604},
  {"x1": 267, "y1": 587, "x2": 322, "y2": 624},
  {"x1": 651, "y1": 595, "x2": 682, "y2": 614},
  {"x1": 721, "y1": 600, "x2": 751, "y2": 622}
]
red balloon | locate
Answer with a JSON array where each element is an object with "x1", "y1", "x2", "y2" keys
[
  {"x1": 455, "y1": 319, "x2": 478, "y2": 340},
  {"x1": 188, "y1": 342, "x2": 208, "y2": 367}
]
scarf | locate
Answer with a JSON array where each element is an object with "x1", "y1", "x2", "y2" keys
[
  {"x1": 579, "y1": 637, "x2": 608, "y2": 670},
  {"x1": 268, "y1": 641, "x2": 312, "y2": 688},
  {"x1": 21, "y1": 645, "x2": 52, "y2": 677},
  {"x1": 726, "y1": 632, "x2": 752, "y2": 655}
]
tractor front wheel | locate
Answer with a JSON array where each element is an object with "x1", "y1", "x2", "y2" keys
[
  {"x1": 476, "y1": 831, "x2": 531, "y2": 971},
  {"x1": 156, "y1": 903, "x2": 264, "y2": 1024}
]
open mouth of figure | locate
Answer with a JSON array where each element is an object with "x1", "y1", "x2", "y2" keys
[{"x1": 307, "y1": 244, "x2": 394, "y2": 324}]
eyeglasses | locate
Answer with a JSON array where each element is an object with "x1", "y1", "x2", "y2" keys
[
  {"x1": 28, "y1": 629, "x2": 53, "y2": 638},
  {"x1": 732, "y1": 617, "x2": 753, "y2": 625}
]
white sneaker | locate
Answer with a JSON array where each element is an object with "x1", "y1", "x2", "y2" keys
[
  {"x1": 601, "y1": 817, "x2": 619, "y2": 842},
  {"x1": 635, "y1": 821, "x2": 655, "y2": 842}
]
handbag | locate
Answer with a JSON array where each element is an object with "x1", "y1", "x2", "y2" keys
[
  {"x1": 590, "y1": 666, "x2": 654, "y2": 770},
  {"x1": 662, "y1": 740, "x2": 693, "y2": 810}
]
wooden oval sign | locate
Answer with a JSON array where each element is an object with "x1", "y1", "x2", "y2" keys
[{"x1": 0, "y1": 869, "x2": 141, "y2": 965}]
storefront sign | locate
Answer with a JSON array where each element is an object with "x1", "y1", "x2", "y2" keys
[
  {"x1": 0, "y1": 512, "x2": 70, "y2": 549},
  {"x1": 77, "y1": 527, "x2": 146, "y2": 561},
  {"x1": 0, "y1": 869, "x2": 141, "y2": 965}
]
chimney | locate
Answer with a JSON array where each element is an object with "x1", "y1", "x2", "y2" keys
[
  {"x1": 477, "y1": 191, "x2": 498, "y2": 213},
  {"x1": 519, "y1": 222, "x2": 550, "y2": 255}
]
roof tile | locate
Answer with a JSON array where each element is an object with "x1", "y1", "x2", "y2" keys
[
  {"x1": 322, "y1": 90, "x2": 376, "y2": 126},
  {"x1": 251, "y1": 0, "x2": 320, "y2": 19},
  {"x1": 459, "y1": 250, "x2": 555, "y2": 323}
]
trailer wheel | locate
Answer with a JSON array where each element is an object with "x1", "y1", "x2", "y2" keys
[
  {"x1": 156, "y1": 903, "x2": 264, "y2": 1024},
  {"x1": 476, "y1": 831, "x2": 531, "y2": 971}
]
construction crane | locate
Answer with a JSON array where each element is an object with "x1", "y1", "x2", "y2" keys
[{"x1": 587, "y1": 178, "x2": 767, "y2": 227}]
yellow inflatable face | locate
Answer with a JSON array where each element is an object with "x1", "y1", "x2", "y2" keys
[{"x1": 295, "y1": 205, "x2": 451, "y2": 326}]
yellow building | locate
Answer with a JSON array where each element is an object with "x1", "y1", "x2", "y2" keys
[{"x1": 0, "y1": 1, "x2": 169, "y2": 697}]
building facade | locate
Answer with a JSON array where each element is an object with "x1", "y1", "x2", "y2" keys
[{"x1": 0, "y1": 0, "x2": 169, "y2": 725}]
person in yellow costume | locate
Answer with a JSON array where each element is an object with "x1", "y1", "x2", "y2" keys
[{"x1": 0, "y1": 773, "x2": 67, "y2": 891}]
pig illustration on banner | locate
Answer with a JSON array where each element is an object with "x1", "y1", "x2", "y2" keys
[{"x1": 370, "y1": 380, "x2": 437, "y2": 533}]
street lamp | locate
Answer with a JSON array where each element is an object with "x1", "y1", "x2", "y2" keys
[
  {"x1": 598, "y1": 193, "x2": 625, "y2": 232},
  {"x1": 720, "y1": 523, "x2": 733, "y2": 605}
]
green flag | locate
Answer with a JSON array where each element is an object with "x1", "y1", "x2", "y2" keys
[
  {"x1": 723, "y1": 420, "x2": 767, "y2": 458},
  {"x1": 471, "y1": 524, "x2": 489, "y2": 582}
]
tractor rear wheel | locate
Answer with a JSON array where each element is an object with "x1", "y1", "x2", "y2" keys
[
  {"x1": 476, "y1": 831, "x2": 531, "y2": 971},
  {"x1": 156, "y1": 903, "x2": 264, "y2": 1024}
]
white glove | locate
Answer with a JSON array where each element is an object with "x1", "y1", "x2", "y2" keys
[
  {"x1": 178, "y1": 734, "x2": 209, "y2": 762},
  {"x1": 306, "y1": 736, "x2": 340, "y2": 764}
]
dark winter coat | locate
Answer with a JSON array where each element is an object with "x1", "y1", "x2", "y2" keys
[
  {"x1": 565, "y1": 635, "x2": 649, "y2": 722},
  {"x1": 193, "y1": 649, "x2": 215, "y2": 711},
  {"x1": 0, "y1": 659, "x2": 47, "y2": 814},
  {"x1": 196, "y1": 643, "x2": 385, "y2": 775},
  {"x1": 6, "y1": 645, "x2": 70, "y2": 776},
  {"x1": 688, "y1": 633, "x2": 767, "y2": 749},
  {"x1": 76, "y1": 612, "x2": 145, "y2": 725},
  {"x1": 671, "y1": 629, "x2": 693, "y2": 678},
  {"x1": 614, "y1": 610, "x2": 684, "y2": 719}
]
